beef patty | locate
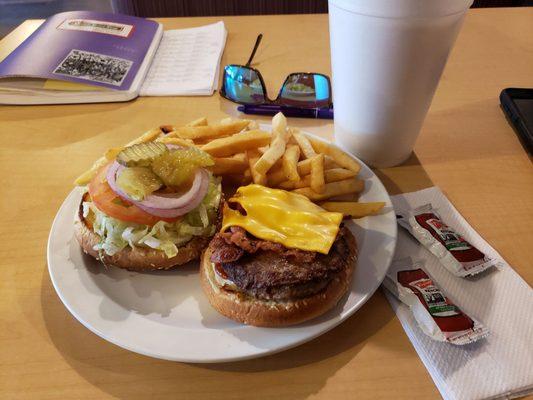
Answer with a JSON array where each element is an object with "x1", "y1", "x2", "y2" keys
[{"x1": 209, "y1": 226, "x2": 356, "y2": 301}]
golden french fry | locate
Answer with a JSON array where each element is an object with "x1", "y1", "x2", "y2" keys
[
  {"x1": 160, "y1": 124, "x2": 174, "y2": 133},
  {"x1": 323, "y1": 168, "x2": 357, "y2": 182},
  {"x1": 210, "y1": 153, "x2": 248, "y2": 175},
  {"x1": 200, "y1": 130, "x2": 271, "y2": 157},
  {"x1": 156, "y1": 136, "x2": 195, "y2": 147},
  {"x1": 169, "y1": 120, "x2": 250, "y2": 141},
  {"x1": 277, "y1": 167, "x2": 357, "y2": 190},
  {"x1": 257, "y1": 145, "x2": 269, "y2": 154},
  {"x1": 126, "y1": 127, "x2": 163, "y2": 146},
  {"x1": 220, "y1": 117, "x2": 250, "y2": 126},
  {"x1": 308, "y1": 138, "x2": 361, "y2": 173},
  {"x1": 310, "y1": 154, "x2": 325, "y2": 193},
  {"x1": 104, "y1": 147, "x2": 123, "y2": 161},
  {"x1": 328, "y1": 193, "x2": 360, "y2": 202},
  {"x1": 277, "y1": 179, "x2": 300, "y2": 190},
  {"x1": 253, "y1": 113, "x2": 292, "y2": 175},
  {"x1": 254, "y1": 134, "x2": 289, "y2": 175},
  {"x1": 73, "y1": 158, "x2": 107, "y2": 185},
  {"x1": 186, "y1": 116, "x2": 208, "y2": 127},
  {"x1": 319, "y1": 201, "x2": 385, "y2": 218},
  {"x1": 247, "y1": 150, "x2": 268, "y2": 185},
  {"x1": 292, "y1": 130, "x2": 317, "y2": 159},
  {"x1": 295, "y1": 155, "x2": 338, "y2": 176},
  {"x1": 268, "y1": 155, "x2": 337, "y2": 186},
  {"x1": 292, "y1": 178, "x2": 364, "y2": 201},
  {"x1": 220, "y1": 117, "x2": 234, "y2": 125},
  {"x1": 272, "y1": 112, "x2": 288, "y2": 138},
  {"x1": 282, "y1": 144, "x2": 301, "y2": 182},
  {"x1": 247, "y1": 120, "x2": 259, "y2": 130},
  {"x1": 267, "y1": 168, "x2": 285, "y2": 187}
]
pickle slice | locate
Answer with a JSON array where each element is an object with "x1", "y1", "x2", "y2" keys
[
  {"x1": 116, "y1": 167, "x2": 163, "y2": 201},
  {"x1": 116, "y1": 142, "x2": 168, "y2": 167},
  {"x1": 151, "y1": 147, "x2": 214, "y2": 187}
]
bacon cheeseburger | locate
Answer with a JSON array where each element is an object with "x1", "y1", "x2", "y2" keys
[{"x1": 200, "y1": 184, "x2": 357, "y2": 327}]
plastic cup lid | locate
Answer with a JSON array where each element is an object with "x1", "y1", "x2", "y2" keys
[{"x1": 328, "y1": 0, "x2": 474, "y2": 19}]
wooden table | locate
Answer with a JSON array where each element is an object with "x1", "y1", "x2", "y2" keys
[{"x1": 1, "y1": 8, "x2": 532, "y2": 400}]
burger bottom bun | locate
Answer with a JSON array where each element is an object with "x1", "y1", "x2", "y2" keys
[
  {"x1": 200, "y1": 245, "x2": 356, "y2": 327},
  {"x1": 74, "y1": 212, "x2": 210, "y2": 272}
]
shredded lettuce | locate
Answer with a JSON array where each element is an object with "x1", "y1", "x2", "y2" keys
[{"x1": 82, "y1": 175, "x2": 221, "y2": 258}]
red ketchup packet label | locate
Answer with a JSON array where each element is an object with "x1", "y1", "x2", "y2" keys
[
  {"x1": 397, "y1": 204, "x2": 501, "y2": 277},
  {"x1": 383, "y1": 258, "x2": 489, "y2": 345}
]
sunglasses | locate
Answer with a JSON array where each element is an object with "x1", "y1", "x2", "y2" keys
[{"x1": 220, "y1": 34, "x2": 332, "y2": 110}]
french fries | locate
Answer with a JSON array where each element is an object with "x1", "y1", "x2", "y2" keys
[
  {"x1": 160, "y1": 124, "x2": 174, "y2": 133},
  {"x1": 322, "y1": 168, "x2": 357, "y2": 182},
  {"x1": 73, "y1": 157, "x2": 108, "y2": 185},
  {"x1": 277, "y1": 168, "x2": 357, "y2": 190},
  {"x1": 268, "y1": 156, "x2": 337, "y2": 186},
  {"x1": 200, "y1": 129, "x2": 271, "y2": 157},
  {"x1": 254, "y1": 113, "x2": 290, "y2": 175},
  {"x1": 104, "y1": 147, "x2": 123, "y2": 161},
  {"x1": 210, "y1": 153, "x2": 248, "y2": 175},
  {"x1": 308, "y1": 137, "x2": 361, "y2": 174},
  {"x1": 292, "y1": 178, "x2": 364, "y2": 201},
  {"x1": 156, "y1": 136, "x2": 195, "y2": 147},
  {"x1": 282, "y1": 145, "x2": 301, "y2": 182},
  {"x1": 169, "y1": 120, "x2": 250, "y2": 140},
  {"x1": 329, "y1": 193, "x2": 360, "y2": 201},
  {"x1": 126, "y1": 127, "x2": 163, "y2": 146},
  {"x1": 247, "y1": 150, "x2": 267, "y2": 185},
  {"x1": 292, "y1": 129, "x2": 317, "y2": 159},
  {"x1": 319, "y1": 201, "x2": 385, "y2": 218},
  {"x1": 310, "y1": 154, "x2": 325, "y2": 193},
  {"x1": 186, "y1": 116, "x2": 208, "y2": 127},
  {"x1": 247, "y1": 120, "x2": 259, "y2": 130},
  {"x1": 296, "y1": 156, "x2": 338, "y2": 176},
  {"x1": 272, "y1": 111, "x2": 288, "y2": 137}
]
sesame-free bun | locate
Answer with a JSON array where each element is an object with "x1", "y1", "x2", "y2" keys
[
  {"x1": 74, "y1": 211, "x2": 210, "y2": 271},
  {"x1": 199, "y1": 233, "x2": 357, "y2": 327}
]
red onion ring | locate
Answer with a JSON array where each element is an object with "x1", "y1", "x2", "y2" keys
[
  {"x1": 133, "y1": 169, "x2": 209, "y2": 218},
  {"x1": 106, "y1": 161, "x2": 132, "y2": 202},
  {"x1": 140, "y1": 168, "x2": 205, "y2": 209},
  {"x1": 106, "y1": 161, "x2": 209, "y2": 218}
]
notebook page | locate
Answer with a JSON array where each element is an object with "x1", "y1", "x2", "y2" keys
[{"x1": 140, "y1": 21, "x2": 226, "y2": 96}]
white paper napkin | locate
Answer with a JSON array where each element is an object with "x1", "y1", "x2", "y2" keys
[
  {"x1": 386, "y1": 187, "x2": 533, "y2": 400},
  {"x1": 140, "y1": 21, "x2": 227, "y2": 96}
]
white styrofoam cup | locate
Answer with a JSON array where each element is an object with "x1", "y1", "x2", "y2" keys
[{"x1": 329, "y1": 0, "x2": 474, "y2": 167}]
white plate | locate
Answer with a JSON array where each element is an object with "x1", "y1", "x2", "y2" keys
[{"x1": 47, "y1": 130, "x2": 397, "y2": 363}]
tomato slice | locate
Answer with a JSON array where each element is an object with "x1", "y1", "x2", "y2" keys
[{"x1": 88, "y1": 164, "x2": 181, "y2": 226}]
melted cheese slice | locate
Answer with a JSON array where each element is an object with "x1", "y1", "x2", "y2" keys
[{"x1": 221, "y1": 184, "x2": 343, "y2": 254}]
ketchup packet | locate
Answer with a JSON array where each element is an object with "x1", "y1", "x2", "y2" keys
[
  {"x1": 383, "y1": 258, "x2": 489, "y2": 345},
  {"x1": 397, "y1": 204, "x2": 501, "y2": 277}
]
